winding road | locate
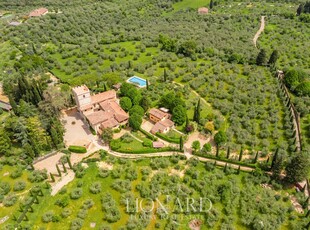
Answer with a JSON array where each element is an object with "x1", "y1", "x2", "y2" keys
[{"x1": 253, "y1": 16, "x2": 265, "y2": 48}]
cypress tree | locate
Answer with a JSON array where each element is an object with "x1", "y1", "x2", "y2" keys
[
  {"x1": 146, "y1": 79, "x2": 149, "y2": 90},
  {"x1": 271, "y1": 148, "x2": 279, "y2": 169},
  {"x1": 271, "y1": 155, "x2": 284, "y2": 180},
  {"x1": 286, "y1": 151, "x2": 310, "y2": 183},
  {"x1": 50, "y1": 127, "x2": 59, "y2": 148},
  {"x1": 164, "y1": 68, "x2": 167, "y2": 82},
  {"x1": 103, "y1": 82, "x2": 107, "y2": 91},
  {"x1": 194, "y1": 99, "x2": 201, "y2": 123},
  {"x1": 179, "y1": 136, "x2": 183, "y2": 151},
  {"x1": 62, "y1": 162, "x2": 67, "y2": 173},
  {"x1": 226, "y1": 147, "x2": 230, "y2": 159},
  {"x1": 256, "y1": 49, "x2": 266, "y2": 66},
  {"x1": 268, "y1": 50, "x2": 279, "y2": 66},
  {"x1": 8, "y1": 94, "x2": 18, "y2": 115},
  {"x1": 19, "y1": 204, "x2": 24, "y2": 212},
  {"x1": 297, "y1": 4, "x2": 304, "y2": 16},
  {"x1": 216, "y1": 145, "x2": 219, "y2": 158},
  {"x1": 210, "y1": 0, "x2": 214, "y2": 9},
  {"x1": 50, "y1": 173, "x2": 55, "y2": 182},
  {"x1": 302, "y1": 197, "x2": 309, "y2": 209},
  {"x1": 238, "y1": 147, "x2": 243, "y2": 162},
  {"x1": 67, "y1": 156, "x2": 73, "y2": 169},
  {"x1": 56, "y1": 164, "x2": 62, "y2": 177},
  {"x1": 223, "y1": 163, "x2": 227, "y2": 173},
  {"x1": 237, "y1": 165, "x2": 241, "y2": 174}
]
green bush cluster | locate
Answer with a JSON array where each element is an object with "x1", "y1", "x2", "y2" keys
[{"x1": 68, "y1": 145, "x2": 87, "y2": 153}]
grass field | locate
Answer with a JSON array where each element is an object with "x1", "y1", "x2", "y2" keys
[{"x1": 172, "y1": 0, "x2": 209, "y2": 12}]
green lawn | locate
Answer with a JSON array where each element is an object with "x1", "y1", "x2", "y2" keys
[{"x1": 172, "y1": 0, "x2": 209, "y2": 12}]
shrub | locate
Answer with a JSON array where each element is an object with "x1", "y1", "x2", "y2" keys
[
  {"x1": 61, "y1": 208, "x2": 72, "y2": 218},
  {"x1": 10, "y1": 167, "x2": 23, "y2": 179},
  {"x1": 77, "y1": 209, "x2": 88, "y2": 219},
  {"x1": 0, "y1": 182, "x2": 11, "y2": 195},
  {"x1": 68, "y1": 146, "x2": 87, "y2": 153},
  {"x1": 89, "y1": 182, "x2": 102, "y2": 194},
  {"x1": 3, "y1": 194, "x2": 17, "y2": 207},
  {"x1": 13, "y1": 181, "x2": 26, "y2": 191},
  {"x1": 71, "y1": 218, "x2": 84, "y2": 230},
  {"x1": 55, "y1": 196, "x2": 69, "y2": 207},
  {"x1": 83, "y1": 199, "x2": 94, "y2": 209},
  {"x1": 99, "y1": 225, "x2": 112, "y2": 230},
  {"x1": 73, "y1": 163, "x2": 86, "y2": 178},
  {"x1": 28, "y1": 170, "x2": 48, "y2": 183},
  {"x1": 110, "y1": 139, "x2": 121, "y2": 150},
  {"x1": 70, "y1": 188, "x2": 83, "y2": 200},
  {"x1": 142, "y1": 139, "x2": 152, "y2": 147},
  {"x1": 42, "y1": 211, "x2": 54, "y2": 223},
  {"x1": 98, "y1": 169, "x2": 110, "y2": 178}
]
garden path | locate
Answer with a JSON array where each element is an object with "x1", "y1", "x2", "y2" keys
[{"x1": 253, "y1": 16, "x2": 265, "y2": 48}]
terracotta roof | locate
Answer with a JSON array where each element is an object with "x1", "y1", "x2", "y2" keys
[
  {"x1": 80, "y1": 104, "x2": 92, "y2": 111},
  {"x1": 29, "y1": 8, "x2": 48, "y2": 17},
  {"x1": 100, "y1": 100, "x2": 129, "y2": 123},
  {"x1": 149, "y1": 108, "x2": 168, "y2": 120},
  {"x1": 113, "y1": 83, "x2": 122, "y2": 90},
  {"x1": 150, "y1": 119, "x2": 174, "y2": 134},
  {"x1": 72, "y1": 85, "x2": 89, "y2": 95},
  {"x1": 100, "y1": 118, "x2": 119, "y2": 129},
  {"x1": 91, "y1": 90, "x2": 116, "y2": 105},
  {"x1": 198, "y1": 7, "x2": 209, "y2": 14},
  {"x1": 85, "y1": 110, "x2": 109, "y2": 126},
  {"x1": 153, "y1": 141, "x2": 165, "y2": 148},
  {"x1": 161, "y1": 119, "x2": 174, "y2": 127}
]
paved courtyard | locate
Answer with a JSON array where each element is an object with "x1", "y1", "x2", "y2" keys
[{"x1": 62, "y1": 109, "x2": 96, "y2": 147}]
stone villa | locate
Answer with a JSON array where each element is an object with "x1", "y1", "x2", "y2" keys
[
  {"x1": 149, "y1": 108, "x2": 174, "y2": 134},
  {"x1": 72, "y1": 85, "x2": 129, "y2": 135}
]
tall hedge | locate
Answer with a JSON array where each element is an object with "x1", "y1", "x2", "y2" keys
[{"x1": 68, "y1": 146, "x2": 87, "y2": 153}]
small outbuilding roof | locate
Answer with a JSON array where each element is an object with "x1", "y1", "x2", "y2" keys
[
  {"x1": 198, "y1": 7, "x2": 209, "y2": 14},
  {"x1": 29, "y1": 8, "x2": 48, "y2": 17},
  {"x1": 149, "y1": 108, "x2": 169, "y2": 120},
  {"x1": 153, "y1": 141, "x2": 165, "y2": 148},
  {"x1": 9, "y1": 21, "x2": 21, "y2": 26}
]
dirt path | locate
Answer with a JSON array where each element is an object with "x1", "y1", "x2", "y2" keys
[
  {"x1": 51, "y1": 171, "x2": 75, "y2": 196},
  {"x1": 253, "y1": 16, "x2": 265, "y2": 48}
]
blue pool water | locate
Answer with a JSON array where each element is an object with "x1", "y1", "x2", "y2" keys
[{"x1": 128, "y1": 76, "x2": 147, "y2": 87}]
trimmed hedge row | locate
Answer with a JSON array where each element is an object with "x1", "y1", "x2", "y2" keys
[
  {"x1": 193, "y1": 152, "x2": 256, "y2": 168},
  {"x1": 111, "y1": 146, "x2": 182, "y2": 154},
  {"x1": 68, "y1": 145, "x2": 87, "y2": 153},
  {"x1": 156, "y1": 132, "x2": 180, "y2": 144},
  {"x1": 139, "y1": 128, "x2": 158, "y2": 141}
]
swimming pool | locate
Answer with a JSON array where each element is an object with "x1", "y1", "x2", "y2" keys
[{"x1": 127, "y1": 76, "x2": 147, "y2": 88}]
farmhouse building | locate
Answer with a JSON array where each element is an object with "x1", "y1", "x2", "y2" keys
[
  {"x1": 29, "y1": 8, "x2": 48, "y2": 17},
  {"x1": 72, "y1": 85, "x2": 128, "y2": 134},
  {"x1": 198, "y1": 7, "x2": 209, "y2": 14},
  {"x1": 149, "y1": 108, "x2": 171, "y2": 123},
  {"x1": 149, "y1": 108, "x2": 174, "y2": 134}
]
